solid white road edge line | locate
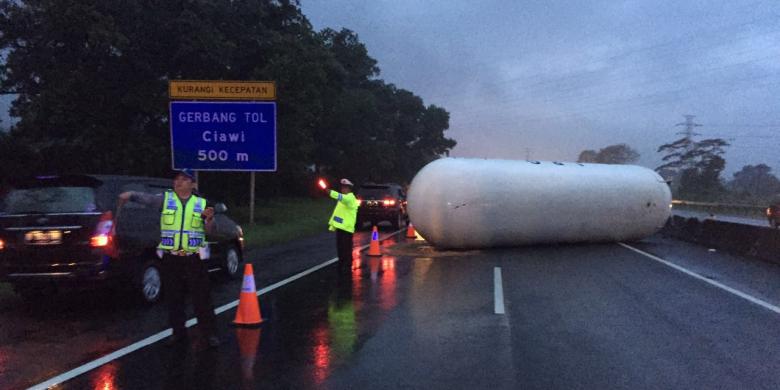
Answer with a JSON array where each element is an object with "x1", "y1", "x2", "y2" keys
[
  {"x1": 28, "y1": 229, "x2": 403, "y2": 390},
  {"x1": 618, "y1": 242, "x2": 780, "y2": 315},
  {"x1": 494, "y1": 267, "x2": 506, "y2": 314}
]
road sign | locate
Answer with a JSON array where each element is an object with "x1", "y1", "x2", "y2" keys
[
  {"x1": 169, "y1": 80, "x2": 276, "y2": 100},
  {"x1": 169, "y1": 101, "x2": 276, "y2": 171}
]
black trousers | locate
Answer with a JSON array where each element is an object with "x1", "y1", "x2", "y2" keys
[
  {"x1": 336, "y1": 229, "x2": 354, "y2": 265},
  {"x1": 161, "y1": 253, "x2": 217, "y2": 338}
]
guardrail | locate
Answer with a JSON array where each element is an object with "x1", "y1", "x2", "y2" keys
[
  {"x1": 662, "y1": 215, "x2": 780, "y2": 265},
  {"x1": 672, "y1": 200, "x2": 768, "y2": 219}
]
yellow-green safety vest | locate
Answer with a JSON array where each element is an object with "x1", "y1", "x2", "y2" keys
[
  {"x1": 328, "y1": 190, "x2": 359, "y2": 233},
  {"x1": 158, "y1": 191, "x2": 207, "y2": 253}
]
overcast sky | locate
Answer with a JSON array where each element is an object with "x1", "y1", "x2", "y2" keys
[{"x1": 302, "y1": 0, "x2": 780, "y2": 175}]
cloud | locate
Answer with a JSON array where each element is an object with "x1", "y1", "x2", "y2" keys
[{"x1": 303, "y1": 0, "x2": 780, "y2": 174}]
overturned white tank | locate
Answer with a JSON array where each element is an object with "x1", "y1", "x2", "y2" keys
[{"x1": 407, "y1": 158, "x2": 671, "y2": 249}]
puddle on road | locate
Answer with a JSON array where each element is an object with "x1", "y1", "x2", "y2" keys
[{"x1": 385, "y1": 241, "x2": 483, "y2": 258}]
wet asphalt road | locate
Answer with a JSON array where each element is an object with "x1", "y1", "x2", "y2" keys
[
  {"x1": 5, "y1": 226, "x2": 780, "y2": 389},
  {"x1": 11, "y1": 232, "x2": 778, "y2": 389},
  {"x1": 0, "y1": 228, "x2": 386, "y2": 390}
]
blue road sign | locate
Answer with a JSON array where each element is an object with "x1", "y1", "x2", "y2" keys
[{"x1": 169, "y1": 101, "x2": 277, "y2": 171}]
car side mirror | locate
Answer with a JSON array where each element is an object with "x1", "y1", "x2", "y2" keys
[{"x1": 214, "y1": 203, "x2": 228, "y2": 214}]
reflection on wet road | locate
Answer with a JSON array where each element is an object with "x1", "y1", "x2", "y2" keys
[
  {"x1": 13, "y1": 231, "x2": 780, "y2": 389},
  {"x1": 0, "y1": 230, "x2": 383, "y2": 390},
  {"x1": 60, "y1": 249, "x2": 408, "y2": 389}
]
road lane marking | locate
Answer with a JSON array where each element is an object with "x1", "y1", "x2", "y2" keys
[
  {"x1": 27, "y1": 229, "x2": 403, "y2": 390},
  {"x1": 618, "y1": 242, "x2": 780, "y2": 315},
  {"x1": 494, "y1": 267, "x2": 506, "y2": 314}
]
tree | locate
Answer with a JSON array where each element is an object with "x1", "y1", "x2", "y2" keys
[
  {"x1": 311, "y1": 28, "x2": 454, "y2": 185},
  {"x1": 676, "y1": 156, "x2": 726, "y2": 200},
  {"x1": 577, "y1": 143, "x2": 639, "y2": 164},
  {"x1": 728, "y1": 164, "x2": 780, "y2": 202},
  {"x1": 577, "y1": 150, "x2": 598, "y2": 163},
  {"x1": 657, "y1": 135, "x2": 729, "y2": 200},
  {"x1": 0, "y1": 0, "x2": 456, "y2": 200}
]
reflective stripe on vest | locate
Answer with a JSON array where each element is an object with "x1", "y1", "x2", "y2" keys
[{"x1": 158, "y1": 192, "x2": 206, "y2": 253}]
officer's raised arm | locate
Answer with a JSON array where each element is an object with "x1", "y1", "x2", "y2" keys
[
  {"x1": 117, "y1": 191, "x2": 164, "y2": 210},
  {"x1": 328, "y1": 188, "x2": 357, "y2": 208}
]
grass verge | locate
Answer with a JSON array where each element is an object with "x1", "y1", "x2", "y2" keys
[{"x1": 233, "y1": 197, "x2": 334, "y2": 249}]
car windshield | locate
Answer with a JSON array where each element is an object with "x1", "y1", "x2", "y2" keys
[
  {"x1": 358, "y1": 187, "x2": 394, "y2": 199},
  {"x1": 0, "y1": 186, "x2": 98, "y2": 214}
]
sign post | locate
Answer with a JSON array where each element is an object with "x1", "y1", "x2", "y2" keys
[
  {"x1": 169, "y1": 80, "x2": 277, "y2": 225},
  {"x1": 249, "y1": 172, "x2": 256, "y2": 225}
]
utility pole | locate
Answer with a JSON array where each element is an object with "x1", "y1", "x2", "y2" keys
[
  {"x1": 675, "y1": 114, "x2": 702, "y2": 153},
  {"x1": 670, "y1": 114, "x2": 703, "y2": 185}
]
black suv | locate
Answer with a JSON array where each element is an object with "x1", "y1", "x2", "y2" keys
[
  {"x1": 0, "y1": 174, "x2": 244, "y2": 303},
  {"x1": 356, "y1": 183, "x2": 408, "y2": 230}
]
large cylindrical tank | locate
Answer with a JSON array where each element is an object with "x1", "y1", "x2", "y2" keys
[{"x1": 407, "y1": 158, "x2": 671, "y2": 249}]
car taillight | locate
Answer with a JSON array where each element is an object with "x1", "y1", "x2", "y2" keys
[
  {"x1": 92, "y1": 211, "x2": 117, "y2": 255},
  {"x1": 0, "y1": 238, "x2": 5, "y2": 250},
  {"x1": 237, "y1": 226, "x2": 245, "y2": 249},
  {"x1": 383, "y1": 199, "x2": 396, "y2": 207},
  {"x1": 91, "y1": 234, "x2": 110, "y2": 247}
]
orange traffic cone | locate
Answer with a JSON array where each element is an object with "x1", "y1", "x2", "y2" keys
[
  {"x1": 406, "y1": 223, "x2": 417, "y2": 239},
  {"x1": 367, "y1": 226, "x2": 382, "y2": 257},
  {"x1": 233, "y1": 264, "x2": 263, "y2": 327}
]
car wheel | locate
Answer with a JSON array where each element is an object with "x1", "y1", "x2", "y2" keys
[
  {"x1": 223, "y1": 246, "x2": 241, "y2": 280},
  {"x1": 139, "y1": 262, "x2": 162, "y2": 304}
]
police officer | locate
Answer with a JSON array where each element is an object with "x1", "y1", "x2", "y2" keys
[
  {"x1": 118, "y1": 169, "x2": 220, "y2": 348},
  {"x1": 324, "y1": 179, "x2": 359, "y2": 265}
]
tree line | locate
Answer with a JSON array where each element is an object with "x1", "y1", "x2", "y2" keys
[
  {"x1": 578, "y1": 131, "x2": 779, "y2": 204},
  {"x1": 0, "y1": 0, "x2": 455, "y2": 203}
]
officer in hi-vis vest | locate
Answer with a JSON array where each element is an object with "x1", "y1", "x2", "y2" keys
[
  {"x1": 118, "y1": 169, "x2": 220, "y2": 348},
  {"x1": 323, "y1": 178, "x2": 359, "y2": 267}
]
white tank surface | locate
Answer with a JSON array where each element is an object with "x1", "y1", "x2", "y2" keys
[{"x1": 407, "y1": 158, "x2": 672, "y2": 249}]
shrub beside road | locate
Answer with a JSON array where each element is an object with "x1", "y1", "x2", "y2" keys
[{"x1": 231, "y1": 197, "x2": 333, "y2": 249}]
